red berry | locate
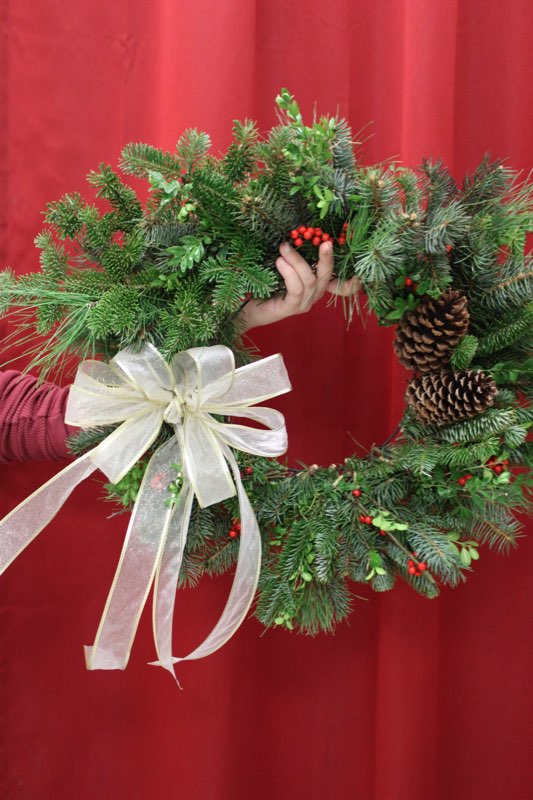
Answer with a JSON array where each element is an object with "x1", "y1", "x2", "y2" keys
[
  {"x1": 314, "y1": 227, "x2": 323, "y2": 236},
  {"x1": 312, "y1": 236, "x2": 321, "y2": 246},
  {"x1": 458, "y1": 476, "x2": 467, "y2": 486},
  {"x1": 342, "y1": 222, "x2": 349, "y2": 231},
  {"x1": 338, "y1": 236, "x2": 346, "y2": 245},
  {"x1": 294, "y1": 237, "x2": 303, "y2": 247},
  {"x1": 407, "y1": 559, "x2": 414, "y2": 567},
  {"x1": 359, "y1": 514, "x2": 366, "y2": 523},
  {"x1": 364, "y1": 515, "x2": 373, "y2": 525},
  {"x1": 465, "y1": 474, "x2": 473, "y2": 481},
  {"x1": 494, "y1": 464, "x2": 503, "y2": 474},
  {"x1": 290, "y1": 229, "x2": 299, "y2": 239},
  {"x1": 417, "y1": 562, "x2": 427, "y2": 571},
  {"x1": 303, "y1": 230, "x2": 313, "y2": 240},
  {"x1": 405, "y1": 277, "x2": 413, "y2": 287},
  {"x1": 446, "y1": 244, "x2": 453, "y2": 252},
  {"x1": 298, "y1": 225, "x2": 306, "y2": 234},
  {"x1": 245, "y1": 466, "x2": 253, "y2": 475},
  {"x1": 229, "y1": 529, "x2": 238, "y2": 539},
  {"x1": 352, "y1": 489, "x2": 361, "y2": 497},
  {"x1": 321, "y1": 233, "x2": 331, "y2": 242},
  {"x1": 379, "y1": 530, "x2": 387, "y2": 536},
  {"x1": 408, "y1": 565, "x2": 417, "y2": 575}
]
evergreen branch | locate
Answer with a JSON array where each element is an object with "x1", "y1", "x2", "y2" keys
[{"x1": 119, "y1": 142, "x2": 183, "y2": 179}]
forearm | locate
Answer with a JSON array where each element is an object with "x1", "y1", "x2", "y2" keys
[{"x1": 0, "y1": 370, "x2": 73, "y2": 462}]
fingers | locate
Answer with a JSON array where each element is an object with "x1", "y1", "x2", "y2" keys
[
  {"x1": 278, "y1": 242, "x2": 316, "y2": 290},
  {"x1": 314, "y1": 241, "x2": 335, "y2": 295},
  {"x1": 327, "y1": 275, "x2": 360, "y2": 297},
  {"x1": 275, "y1": 258, "x2": 305, "y2": 315},
  {"x1": 277, "y1": 240, "x2": 359, "y2": 308}
]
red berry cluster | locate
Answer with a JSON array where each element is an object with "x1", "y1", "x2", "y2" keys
[
  {"x1": 458, "y1": 457, "x2": 509, "y2": 487},
  {"x1": 486, "y1": 456, "x2": 508, "y2": 475},
  {"x1": 289, "y1": 222, "x2": 348, "y2": 248},
  {"x1": 337, "y1": 222, "x2": 348, "y2": 246},
  {"x1": 407, "y1": 555, "x2": 427, "y2": 576},
  {"x1": 354, "y1": 500, "x2": 387, "y2": 535},
  {"x1": 229, "y1": 518, "x2": 241, "y2": 539},
  {"x1": 289, "y1": 225, "x2": 329, "y2": 247}
]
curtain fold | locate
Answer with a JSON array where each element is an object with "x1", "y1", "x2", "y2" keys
[{"x1": 1, "y1": 2, "x2": 531, "y2": 798}]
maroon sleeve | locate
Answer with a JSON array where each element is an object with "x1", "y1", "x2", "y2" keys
[{"x1": 0, "y1": 370, "x2": 75, "y2": 462}]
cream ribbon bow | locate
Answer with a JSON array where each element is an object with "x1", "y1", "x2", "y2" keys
[{"x1": 0, "y1": 343, "x2": 291, "y2": 680}]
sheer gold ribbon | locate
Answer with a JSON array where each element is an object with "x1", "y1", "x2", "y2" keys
[{"x1": 0, "y1": 344, "x2": 291, "y2": 680}]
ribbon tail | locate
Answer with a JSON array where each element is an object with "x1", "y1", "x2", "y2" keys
[
  {"x1": 170, "y1": 444, "x2": 262, "y2": 668},
  {"x1": 0, "y1": 452, "x2": 96, "y2": 575},
  {"x1": 85, "y1": 438, "x2": 178, "y2": 671},
  {"x1": 150, "y1": 476, "x2": 194, "y2": 683}
]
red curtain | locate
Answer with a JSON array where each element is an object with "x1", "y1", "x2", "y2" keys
[{"x1": 1, "y1": 2, "x2": 532, "y2": 798}]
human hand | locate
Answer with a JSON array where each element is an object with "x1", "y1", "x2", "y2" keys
[{"x1": 238, "y1": 241, "x2": 359, "y2": 332}]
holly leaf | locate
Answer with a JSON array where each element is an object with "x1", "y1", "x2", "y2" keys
[{"x1": 368, "y1": 550, "x2": 383, "y2": 569}]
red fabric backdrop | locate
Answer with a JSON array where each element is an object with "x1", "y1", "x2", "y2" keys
[{"x1": 1, "y1": 2, "x2": 532, "y2": 798}]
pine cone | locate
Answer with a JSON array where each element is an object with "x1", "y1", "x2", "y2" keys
[
  {"x1": 406, "y1": 369, "x2": 498, "y2": 426},
  {"x1": 394, "y1": 290, "x2": 470, "y2": 373}
]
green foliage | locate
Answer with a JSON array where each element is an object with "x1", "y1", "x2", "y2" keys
[
  {"x1": 0, "y1": 269, "x2": 16, "y2": 316},
  {"x1": 165, "y1": 235, "x2": 211, "y2": 276},
  {"x1": 424, "y1": 201, "x2": 469, "y2": 254},
  {"x1": 119, "y1": 142, "x2": 183, "y2": 179},
  {"x1": 176, "y1": 128, "x2": 212, "y2": 173},
  {"x1": 476, "y1": 303, "x2": 533, "y2": 355},
  {"x1": 104, "y1": 460, "x2": 148, "y2": 508},
  {"x1": 86, "y1": 285, "x2": 141, "y2": 337},
  {"x1": 352, "y1": 219, "x2": 404, "y2": 282},
  {"x1": 35, "y1": 231, "x2": 69, "y2": 279},
  {"x1": 67, "y1": 425, "x2": 117, "y2": 455},
  {"x1": 87, "y1": 164, "x2": 143, "y2": 225},
  {"x1": 451, "y1": 334, "x2": 479, "y2": 369},
  {"x1": 101, "y1": 230, "x2": 146, "y2": 281},
  {"x1": 437, "y1": 408, "x2": 517, "y2": 443},
  {"x1": 222, "y1": 119, "x2": 259, "y2": 182},
  {"x1": 420, "y1": 159, "x2": 458, "y2": 216},
  {"x1": 45, "y1": 193, "x2": 86, "y2": 239}
]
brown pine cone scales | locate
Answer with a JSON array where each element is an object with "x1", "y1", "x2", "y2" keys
[
  {"x1": 406, "y1": 369, "x2": 498, "y2": 426},
  {"x1": 394, "y1": 290, "x2": 470, "y2": 373}
]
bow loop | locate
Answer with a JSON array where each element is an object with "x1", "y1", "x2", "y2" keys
[{"x1": 66, "y1": 343, "x2": 291, "y2": 508}]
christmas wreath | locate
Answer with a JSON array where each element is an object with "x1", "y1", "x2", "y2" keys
[{"x1": 1, "y1": 90, "x2": 532, "y2": 672}]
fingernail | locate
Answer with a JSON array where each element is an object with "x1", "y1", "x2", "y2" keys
[{"x1": 281, "y1": 241, "x2": 291, "y2": 251}]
